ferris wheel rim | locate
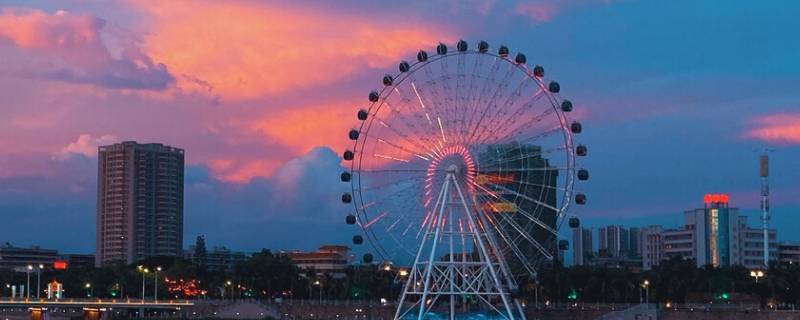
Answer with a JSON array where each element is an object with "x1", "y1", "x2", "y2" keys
[{"x1": 344, "y1": 41, "x2": 581, "y2": 264}]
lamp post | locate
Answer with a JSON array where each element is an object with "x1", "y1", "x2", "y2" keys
[
  {"x1": 85, "y1": 283, "x2": 92, "y2": 298},
  {"x1": 750, "y1": 270, "x2": 765, "y2": 283},
  {"x1": 641, "y1": 280, "x2": 650, "y2": 307},
  {"x1": 226, "y1": 281, "x2": 232, "y2": 301},
  {"x1": 138, "y1": 266, "x2": 149, "y2": 302},
  {"x1": 26, "y1": 265, "x2": 32, "y2": 300},
  {"x1": 154, "y1": 267, "x2": 161, "y2": 301},
  {"x1": 313, "y1": 280, "x2": 322, "y2": 304},
  {"x1": 37, "y1": 264, "x2": 43, "y2": 299}
]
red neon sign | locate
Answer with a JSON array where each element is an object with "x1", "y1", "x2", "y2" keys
[
  {"x1": 703, "y1": 194, "x2": 729, "y2": 204},
  {"x1": 53, "y1": 260, "x2": 68, "y2": 270}
]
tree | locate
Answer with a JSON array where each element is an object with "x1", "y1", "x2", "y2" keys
[{"x1": 194, "y1": 235, "x2": 208, "y2": 267}]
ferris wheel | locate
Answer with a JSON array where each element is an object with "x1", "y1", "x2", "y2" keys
[{"x1": 340, "y1": 40, "x2": 587, "y2": 319}]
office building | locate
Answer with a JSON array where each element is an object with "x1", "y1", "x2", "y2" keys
[
  {"x1": 96, "y1": 141, "x2": 185, "y2": 266},
  {"x1": 572, "y1": 227, "x2": 593, "y2": 266}
]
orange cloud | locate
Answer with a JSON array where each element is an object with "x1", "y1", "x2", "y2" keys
[
  {"x1": 130, "y1": 1, "x2": 454, "y2": 99},
  {"x1": 746, "y1": 113, "x2": 800, "y2": 144},
  {"x1": 251, "y1": 101, "x2": 358, "y2": 156}
]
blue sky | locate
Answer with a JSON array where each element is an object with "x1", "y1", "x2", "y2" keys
[{"x1": 0, "y1": 0, "x2": 797, "y2": 257}]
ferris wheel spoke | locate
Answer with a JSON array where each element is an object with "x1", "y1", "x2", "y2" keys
[
  {"x1": 484, "y1": 206, "x2": 554, "y2": 262},
  {"x1": 464, "y1": 59, "x2": 500, "y2": 147},
  {"x1": 481, "y1": 204, "x2": 541, "y2": 275},
  {"x1": 485, "y1": 104, "x2": 554, "y2": 145},
  {"x1": 477, "y1": 89, "x2": 550, "y2": 146},
  {"x1": 419, "y1": 72, "x2": 455, "y2": 145},
  {"x1": 466, "y1": 64, "x2": 516, "y2": 144},
  {"x1": 358, "y1": 175, "x2": 427, "y2": 192},
  {"x1": 470, "y1": 180, "x2": 560, "y2": 236},
  {"x1": 480, "y1": 182, "x2": 560, "y2": 214},
  {"x1": 472, "y1": 75, "x2": 534, "y2": 144},
  {"x1": 366, "y1": 113, "x2": 440, "y2": 157},
  {"x1": 473, "y1": 145, "x2": 568, "y2": 171}
]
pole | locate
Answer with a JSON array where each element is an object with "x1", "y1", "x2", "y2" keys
[
  {"x1": 26, "y1": 266, "x2": 31, "y2": 300},
  {"x1": 142, "y1": 272, "x2": 146, "y2": 301},
  {"x1": 154, "y1": 267, "x2": 160, "y2": 301},
  {"x1": 36, "y1": 266, "x2": 41, "y2": 299}
]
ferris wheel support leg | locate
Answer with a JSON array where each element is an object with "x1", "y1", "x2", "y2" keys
[
  {"x1": 394, "y1": 176, "x2": 449, "y2": 320},
  {"x1": 449, "y1": 202, "x2": 456, "y2": 320},
  {"x1": 416, "y1": 177, "x2": 450, "y2": 320},
  {"x1": 453, "y1": 175, "x2": 520, "y2": 320}
]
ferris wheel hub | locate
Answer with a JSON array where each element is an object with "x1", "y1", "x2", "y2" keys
[{"x1": 446, "y1": 164, "x2": 459, "y2": 174}]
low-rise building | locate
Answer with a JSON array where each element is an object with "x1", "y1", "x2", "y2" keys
[
  {"x1": 184, "y1": 246, "x2": 247, "y2": 272},
  {"x1": 778, "y1": 243, "x2": 800, "y2": 264},
  {"x1": 287, "y1": 245, "x2": 352, "y2": 276},
  {"x1": 0, "y1": 243, "x2": 59, "y2": 270}
]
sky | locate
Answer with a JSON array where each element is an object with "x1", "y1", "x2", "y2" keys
[{"x1": 0, "y1": 0, "x2": 798, "y2": 256}]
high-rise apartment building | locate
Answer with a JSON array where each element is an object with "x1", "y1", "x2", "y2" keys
[
  {"x1": 638, "y1": 226, "x2": 663, "y2": 270},
  {"x1": 477, "y1": 143, "x2": 559, "y2": 271},
  {"x1": 598, "y1": 225, "x2": 627, "y2": 257},
  {"x1": 572, "y1": 227, "x2": 593, "y2": 266},
  {"x1": 96, "y1": 141, "x2": 185, "y2": 267}
]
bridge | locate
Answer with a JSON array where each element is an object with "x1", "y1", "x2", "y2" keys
[{"x1": 0, "y1": 299, "x2": 193, "y2": 320}]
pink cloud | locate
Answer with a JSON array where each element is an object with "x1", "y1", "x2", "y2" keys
[
  {"x1": 0, "y1": 8, "x2": 173, "y2": 89},
  {"x1": 745, "y1": 113, "x2": 800, "y2": 145},
  {"x1": 513, "y1": 2, "x2": 558, "y2": 24}
]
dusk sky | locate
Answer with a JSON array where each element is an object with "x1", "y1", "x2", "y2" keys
[{"x1": 0, "y1": 0, "x2": 798, "y2": 256}]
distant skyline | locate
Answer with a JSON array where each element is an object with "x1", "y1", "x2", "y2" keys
[{"x1": 0, "y1": 1, "x2": 798, "y2": 253}]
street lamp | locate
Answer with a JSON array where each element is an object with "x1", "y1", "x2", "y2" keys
[
  {"x1": 37, "y1": 264, "x2": 43, "y2": 299},
  {"x1": 138, "y1": 266, "x2": 149, "y2": 301},
  {"x1": 154, "y1": 266, "x2": 162, "y2": 301},
  {"x1": 26, "y1": 265, "x2": 32, "y2": 300},
  {"x1": 641, "y1": 280, "x2": 650, "y2": 307},
  {"x1": 750, "y1": 270, "x2": 765, "y2": 283},
  {"x1": 85, "y1": 283, "x2": 93, "y2": 298},
  {"x1": 225, "y1": 280, "x2": 232, "y2": 301},
  {"x1": 313, "y1": 280, "x2": 322, "y2": 304},
  {"x1": 398, "y1": 269, "x2": 408, "y2": 277}
]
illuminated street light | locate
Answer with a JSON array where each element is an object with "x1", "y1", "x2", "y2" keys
[
  {"x1": 313, "y1": 280, "x2": 323, "y2": 303},
  {"x1": 640, "y1": 280, "x2": 650, "y2": 306},
  {"x1": 36, "y1": 264, "x2": 44, "y2": 299},
  {"x1": 139, "y1": 266, "x2": 149, "y2": 302},
  {"x1": 26, "y1": 265, "x2": 32, "y2": 300},
  {"x1": 750, "y1": 270, "x2": 765, "y2": 283},
  {"x1": 154, "y1": 267, "x2": 162, "y2": 301},
  {"x1": 85, "y1": 283, "x2": 93, "y2": 297},
  {"x1": 399, "y1": 269, "x2": 409, "y2": 277}
]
